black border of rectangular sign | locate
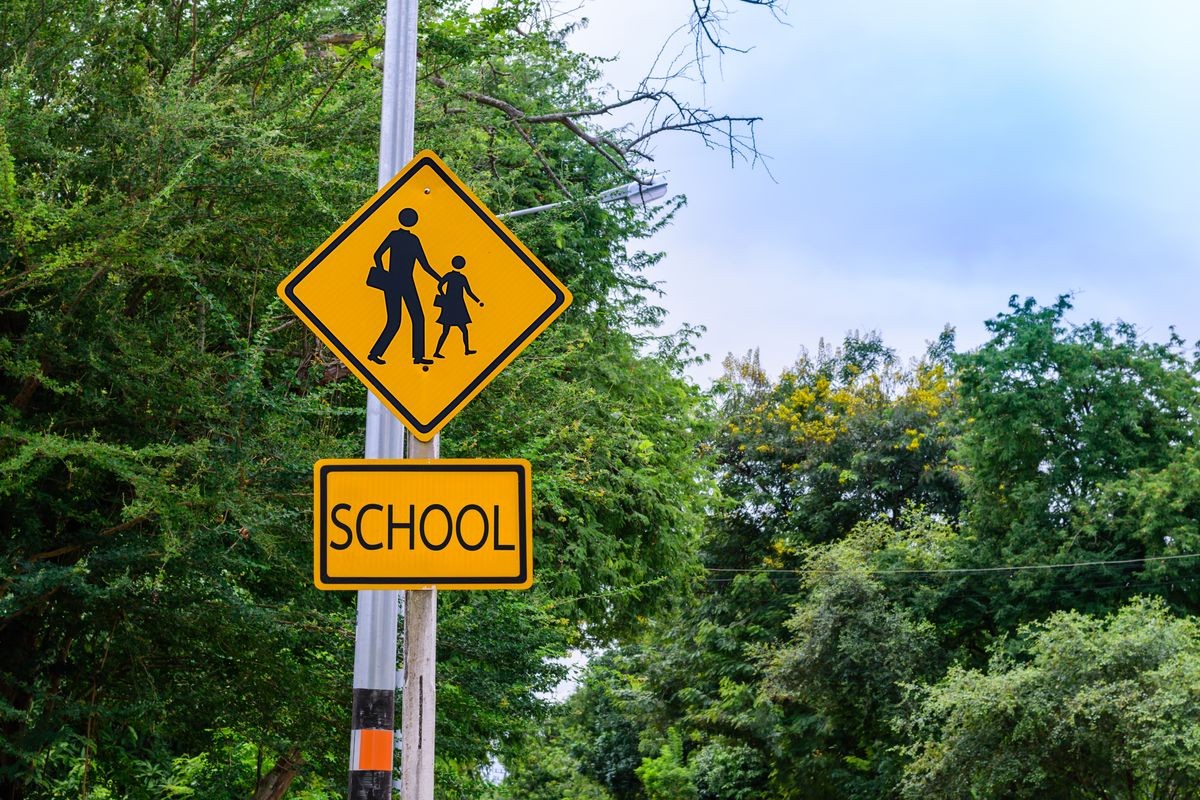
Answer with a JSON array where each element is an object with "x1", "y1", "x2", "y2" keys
[
  {"x1": 282, "y1": 155, "x2": 568, "y2": 437},
  {"x1": 316, "y1": 461, "x2": 530, "y2": 586}
]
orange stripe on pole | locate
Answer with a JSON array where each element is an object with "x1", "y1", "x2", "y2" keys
[{"x1": 354, "y1": 729, "x2": 394, "y2": 771}]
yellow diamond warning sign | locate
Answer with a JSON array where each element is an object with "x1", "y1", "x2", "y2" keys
[
  {"x1": 313, "y1": 459, "x2": 533, "y2": 590},
  {"x1": 278, "y1": 151, "x2": 572, "y2": 440}
]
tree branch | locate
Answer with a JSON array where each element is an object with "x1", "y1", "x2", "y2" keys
[
  {"x1": 424, "y1": 73, "x2": 764, "y2": 178},
  {"x1": 691, "y1": 0, "x2": 783, "y2": 57},
  {"x1": 511, "y1": 121, "x2": 574, "y2": 196}
]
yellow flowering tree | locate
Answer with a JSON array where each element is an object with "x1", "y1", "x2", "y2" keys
[{"x1": 713, "y1": 329, "x2": 961, "y2": 561}]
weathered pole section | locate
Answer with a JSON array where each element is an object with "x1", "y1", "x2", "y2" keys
[{"x1": 349, "y1": 0, "x2": 422, "y2": 798}]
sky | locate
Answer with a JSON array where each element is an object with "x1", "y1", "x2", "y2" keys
[{"x1": 563, "y1": 0, "x2": 1200, "y2": 384}]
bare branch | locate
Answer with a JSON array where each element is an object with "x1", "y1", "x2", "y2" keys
[
  {"x1": 692, "y1": 0, "x2": 748, "y2": 56},
  {"x1": 691, "y1": 0, "x2": 784, "y2": 58},
  {"x1": 627, "y1": 114, "x2": 762, "y2": 157},
  {"x1": 415, "y1": 1, "x2": 784, "y2": 190},
  {"x1": 426, "y1": 73, "x2": 626, "y2": 178},
  {"x1": 424, "y1": 72, "x2": 763, "y2": 179},
  {"x1": 522, "y1": 91, "x2": 668, "y2": 123}
]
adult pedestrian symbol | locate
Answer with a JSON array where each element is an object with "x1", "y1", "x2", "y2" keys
[
  {"x1": 277, "y1": 151, "x2": 572, "y2": 440},
  {"x1": 313, "y1": 459, "x2": 533, "y2": 590}
]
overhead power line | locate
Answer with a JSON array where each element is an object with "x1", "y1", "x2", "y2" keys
[
  {"x1": 704, "y1": 552, "x2": 1200, "y2": 577},
  {"x1": 701, "y1": 573, "x2": 1200, "y2": 598}
]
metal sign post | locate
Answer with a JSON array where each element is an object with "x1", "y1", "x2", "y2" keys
[
  {"x1": 401, "y1": 441, "x2": 436, "y2": 800},
  {"x1": 352, "y1": 0, "x2": 419, "y2": 798}
]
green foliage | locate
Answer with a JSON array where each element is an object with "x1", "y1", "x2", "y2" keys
[
  {"x1": 1079, "y1": 445, "x2": 1200, "y2": 611},
  {"x1": 536, "y1": 305, "x2": 1200, "y2": 800},
  {"x1": 953, "y1": 296, "x2": 1200, "y2": 628},
  {"x1": 901, "y1": 597, "x2": 1200, "y2": 800},
  {"x1": 436, "y1": 592, "x2": 572, "y2": 771},
  {"x1": 566, "y1": 653, "x2": 650, "y2": 800},
  {"x1": 688, "y1": 739, "x2": 766, "y2": 800},
  {"x1": 620, "y1": 338, "x2": 963, "y2": 799},
  {"x1": 1, "y1": 0, "x2": 709, "y2": 796},
  {"x1": 449, "y1": 314, "x2": 712, "y2": 639},
  {"x1": 489, "y1": 703, "x2": 613, "y2": 800},
  {"x1": 415, "y1": 0, "x2": 713, "y2": 639},
  {"x1": 755, "y1": 512, "x2": 956, "y2": 797},
  {"x1": 959, "y1": 296, "x2": 1196, "y2": 543},
  {"x1": 635, "y1": 728, "x2": 695, "y2": 800},
  {"x1": 714, "y1": 332, "x2": 961, "y2": 556},
  {"x1": 0, "y1": 4, "x2": 373, "y2": 777}
]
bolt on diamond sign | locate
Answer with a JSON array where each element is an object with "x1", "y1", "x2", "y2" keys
[{"x1": 277, "y1": 151, "x2": 572, "y2": 440}]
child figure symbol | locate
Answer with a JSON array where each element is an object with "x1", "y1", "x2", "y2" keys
[{"x1": 433, "y1": 255, "x2": 484, "y2": 358}]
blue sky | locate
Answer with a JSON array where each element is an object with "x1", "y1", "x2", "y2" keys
[{"x1": 567, "y1": 0, "x2": 1200, "y2": 383}]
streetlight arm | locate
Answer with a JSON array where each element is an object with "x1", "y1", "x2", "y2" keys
[{"x1": 498, "y1": 180, "x2": 669, "y2": 219}]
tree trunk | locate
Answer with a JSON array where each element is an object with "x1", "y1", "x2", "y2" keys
[{"x1": 252, "y1": 747, "x2": 303, "y2": 800}]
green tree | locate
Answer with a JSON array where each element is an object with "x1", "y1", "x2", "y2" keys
[
  {"x1": 567, "y1": 653, "x2": 651, "y2": 800},
  {"x1": 687, "y1": 739, "x2": 766, "y2": 800},
  {"x1": 957, "y1": 295, "x2": 1197, "y2": 549},
  {"x1": 1, "y1": 0, "x2": 713, "y2": 796},
  {"x1": 608, "y1": 336, "x2": 961, "y2": 800},
  {"x1": 901, "y1": 597, "x2": 1200, "y2": 800},
  {"x1": 1077, "y1": 445, "x2": 1200, "y2": 613},
  {"x1": 415, "y1": 0, "x2": 717, "y2": 640},
  {"x1": 489, "y1": 707, "x2": 613, "y2": 800},
  {"x1": 955, "y1": 295, "x2": 1200, "y2": 626},
  {"x1": 635, "y1": 728, "x2": 696, "y2": 800},
  {"x1": 1, "y1": 0, "x2": 385, "y2": 794},
  {"x1": 520, "y1": 300, "x2": 1200, "y2": 800},
  {"x1": 715, "y1": 331, "x2": 960, "y2": 555},
  {"x1": 759, "y1": 511, "x2": 959, "y2": 798}
]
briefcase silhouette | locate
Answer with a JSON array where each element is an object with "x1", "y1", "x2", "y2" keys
[{"x1": 366, "y1": 266, "x2": 391, "y2": 290}]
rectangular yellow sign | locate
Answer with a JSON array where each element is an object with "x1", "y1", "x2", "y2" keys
[{"x1": 313, "y1": 459, "x2": 532, "y2": 590}]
